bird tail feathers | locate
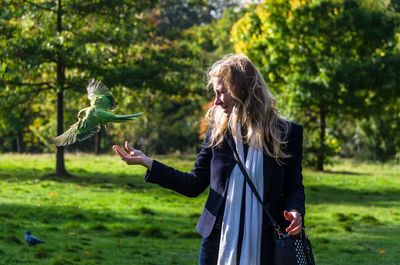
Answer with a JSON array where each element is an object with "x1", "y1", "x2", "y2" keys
[{"x1": 113, "y1": 112, "x2": 143, "y2": 121}]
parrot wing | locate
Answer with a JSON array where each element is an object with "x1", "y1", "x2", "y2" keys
[
  {"x1": 76, "y1": 118, "x2": 101, "y2": 142},
  {"x1": 87, "y1": 79, "x2": 110, "y2": 99},
  {"x1": 51, "y1": 123, "x2": 79, "y2": 146},
  {"x1": 51, "y1": 118, "x2": 101, "y2": 146},
  {"x1": 86, "y1": 79, "x2": 116, "y2": 110}
]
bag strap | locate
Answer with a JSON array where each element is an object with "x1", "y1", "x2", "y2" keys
[{"x1": 226, "y1": 136, "x2": 283, "y2": 235}]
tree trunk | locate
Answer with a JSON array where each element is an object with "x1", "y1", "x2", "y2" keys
[
  {"x1": 317, "y1": 106, "x2": 326, "y2": 171},
  {"x1": 94, "y1": 127, "x2": 103, "y2": 155},
  {"x1": 16, "y1": 131, "x2": 24, "y2": 153},
  {"x1": 56, "y1": 89, "x2": 67, "y2": 176},
  {"x1": 55, "y1": 0, "x2": 68, "y2": 177}
]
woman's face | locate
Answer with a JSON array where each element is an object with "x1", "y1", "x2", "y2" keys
[{"x1": 212, "y1": 77, "x2": 234, "y2": 115}]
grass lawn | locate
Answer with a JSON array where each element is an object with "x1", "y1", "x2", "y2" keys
[{"x1": 0, "y1": 153, "x2": 399, "y2": 265}]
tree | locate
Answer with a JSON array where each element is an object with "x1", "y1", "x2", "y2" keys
[
  {"x1": 1, "y1": 0, "x2": 157, "y2": 176},
  {"x1": 1, "y1": 0, "x2": 239, "y2": 163},
  {"x1": 231, "y1": 0, "x2": 400, "y2": 170}
]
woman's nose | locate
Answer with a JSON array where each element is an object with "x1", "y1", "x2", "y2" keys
[{"x1": 214, "y1": 97, "x2": 222, "y2": 106}]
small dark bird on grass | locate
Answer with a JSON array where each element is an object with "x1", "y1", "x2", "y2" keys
[{"x1": 25, "y1": 231, "x2": 45, "y2": 246}]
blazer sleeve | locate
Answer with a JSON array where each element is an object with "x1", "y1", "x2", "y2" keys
[
  {"x1": 282, "y1": 123, "x2": 306, "y2": 218},
  {"x1": 144, "y1": 130, "x2": 212, "y2": 197}
]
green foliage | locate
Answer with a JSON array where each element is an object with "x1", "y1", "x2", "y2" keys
[
  {"x1": 337, "y1": 99, "x2": 400, "y2": 162},
  {"x1": 3, "y1": 0, "x2": 398, "y2": 166},
  {"x1": 0, "y1": 0, "x2": 159, "y2": 154},
  {"x1": 114, "y1": 88, "x2": 204, "y2": 154},
  {"x1": 231, "y1": 0, "x2": 400, "y2": 169},
  {"x1": 184, "y1": 6, "x2": 246, "y2": 56},
  {"x1": 0, "y1": 0, "x2": 237, "y2": 155},
  {"x1": 1, "y1": 154, "x2": 400, "y2": 264},
  {"x1": 152, "y1": 0, "x2": 214, "y2": 38}
]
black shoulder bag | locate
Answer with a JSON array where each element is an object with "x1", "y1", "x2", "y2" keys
[{"x1": 227, "y1": 139, "x2": 316, "y2": 265}]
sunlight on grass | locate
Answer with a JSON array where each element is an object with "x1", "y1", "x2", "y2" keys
[{"x1": 0, "y1": 154, "x2": 399, "y2": 264}]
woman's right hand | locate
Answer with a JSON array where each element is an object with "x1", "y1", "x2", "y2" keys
[{"x1": 112, "y1": 141, "x2": 153, "y2": 169}]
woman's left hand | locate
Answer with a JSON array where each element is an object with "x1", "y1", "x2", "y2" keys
[{"x1": 283, "y1": 210, "x2": 302, "y2": 236}]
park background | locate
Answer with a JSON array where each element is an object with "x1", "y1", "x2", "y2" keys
[{"x1": 0, "y1": 0, "x2": 399, "y2": 264}]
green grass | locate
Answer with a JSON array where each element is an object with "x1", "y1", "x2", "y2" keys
[
  {"x1": 0, "y1": 154, "x2": 399, "y2": 265},
  {"x1": 305, "y1": 160, "x2": 400, "y2": 265}
]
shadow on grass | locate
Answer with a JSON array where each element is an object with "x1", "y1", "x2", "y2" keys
[
  {"x1": 0, "y1": 202, "x2": 200, "y2": 240},
  {"x1": 306, "y1": 184, "x2": 400, "y2": 207},
  {"x1": 311, "y1": 224, "x2": 400, "y2": 265},
  {"x1": 322, "y1": 170, "x2": 370, "y2": 176},
  {"x1": 0, "y1": 166, "x2": 149, "y2": 190},
  {"x1": 0, "y1": 202, "x2": 201, "y2": 265}
]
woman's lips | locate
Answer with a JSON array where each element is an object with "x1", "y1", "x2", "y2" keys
[
  {"x1": 221, "y1": 105, "x2": 231, "y2": 114},
  {"x1": 216, "y1": 104, "x2": 230, "y2": 114}
]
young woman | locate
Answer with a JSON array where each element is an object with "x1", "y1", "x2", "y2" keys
[{"x1": 112, "y1": 53, "x2": 305, "y2": 265}]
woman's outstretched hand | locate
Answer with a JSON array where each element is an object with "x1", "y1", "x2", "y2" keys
[
  {"x1": 283, "y1": 210, "x2": 303, "y2": 236},
  {"x1": 112, "y1": 141, "x2": 153, "y2": 169}
]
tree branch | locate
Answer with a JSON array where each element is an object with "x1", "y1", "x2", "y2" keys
[
  {"x1": 21, "y1": 0, "x2": 56, "y2": 12},
  {"x1": 0, "y1": 81, "x2": 55, "y2": 89}
]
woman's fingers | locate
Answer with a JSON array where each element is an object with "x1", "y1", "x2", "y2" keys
[
  {"x1": 113, "y1": 144, "x2": 143, "y2": 165},
  {"x1": 125, "y1": 141, "x2": 135, "y2": 154},
  {"x1": 283, "y1": 210, "x2": 293, "y2": 221},
  {"x1": 113, "y1": 143, "x2": 153, "y2": 169},
  {"x1": 287, "y1": 225, "x2": 302, "y2": 236},
  {"x1": 113, "y1": 145, "x2": 129, "y2": 159},
  {"x1": 284, "y1": 210, "x2": 302, "y2": 235}
]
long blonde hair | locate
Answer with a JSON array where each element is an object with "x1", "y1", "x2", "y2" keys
[{"x1": 205, "y1": 53, "x2": 290, "y2": 161}]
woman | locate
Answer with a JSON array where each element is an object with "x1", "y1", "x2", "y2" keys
[{"x1": 112, "y1": 53, "x2": 305, "y2": 265}]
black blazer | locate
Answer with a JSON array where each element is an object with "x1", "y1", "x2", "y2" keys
[{"x1": 145, "y1": 122, "x2": 305, "y2": 239}]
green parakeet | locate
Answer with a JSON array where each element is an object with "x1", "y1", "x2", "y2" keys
[{"x1": 51, "y1": 79, "x2": 143, "y2": 146}]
